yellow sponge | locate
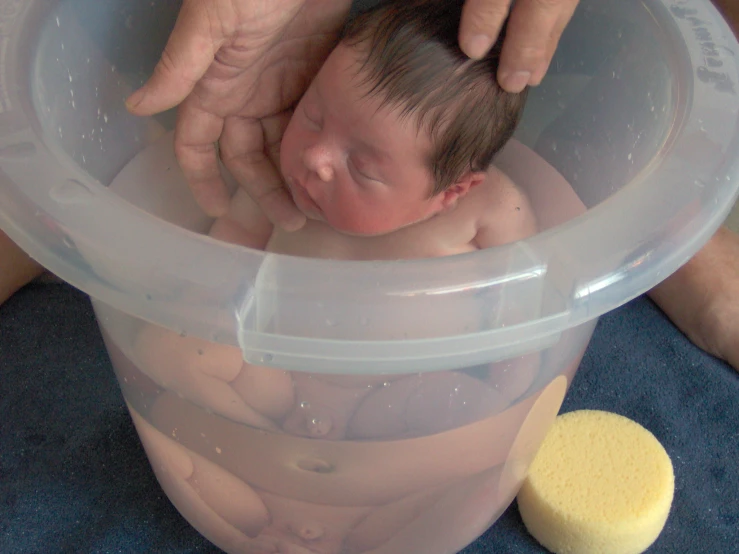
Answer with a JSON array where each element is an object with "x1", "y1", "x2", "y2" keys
[{"x1": 517, "y1": 410, "x2": 674, "y2": 554}]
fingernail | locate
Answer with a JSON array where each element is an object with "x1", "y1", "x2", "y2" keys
[
  {"x1": 125, "y1": 88, "x2": 146, "y2": 111},
  {"x1": 499, "y1": 71, "x2": 531, "y2": 93},
  {"x1": 463, "y1": 34, "x2": 492, "y2": 60}
]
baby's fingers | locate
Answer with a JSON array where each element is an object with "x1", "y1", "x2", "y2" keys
[{"x1": 498, "y1": 0, "x2": 580, "y2": 92}]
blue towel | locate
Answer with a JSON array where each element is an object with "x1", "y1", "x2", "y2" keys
[{"x1": 0, "y1": 283, "x2": 736, "y2": 553}]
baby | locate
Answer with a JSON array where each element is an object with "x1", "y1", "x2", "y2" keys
[
  {"x1": 134, "y1": 0, "x2": 538, "y2": 432},
  {"x1": 124, "y1": 2, "x2": 542, "y2": 553},
  {"x1": 209, "y1": 0, "x2": 535, "y2": 258}
]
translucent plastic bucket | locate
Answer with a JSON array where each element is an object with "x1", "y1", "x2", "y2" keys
[{"x1": 1, "y1": 0, "x2": 738, "y2": 553}]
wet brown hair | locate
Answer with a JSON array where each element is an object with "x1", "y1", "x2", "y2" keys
[{"x1": 341, "y1": 0, "x2": 528, "y2": 195}]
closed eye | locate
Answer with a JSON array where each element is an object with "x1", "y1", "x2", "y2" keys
[{"x1": 349, "y1": 157, "x2": 382, "y2": 184}]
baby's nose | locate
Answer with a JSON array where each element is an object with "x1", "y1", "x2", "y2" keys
[{"x1": 302, "y1": 145, "x2": 335, "y2": 183}]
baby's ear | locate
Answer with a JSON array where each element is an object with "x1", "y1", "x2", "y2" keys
[{"x1": 439, "y1": 171, "x2": 486, "y2": 208}]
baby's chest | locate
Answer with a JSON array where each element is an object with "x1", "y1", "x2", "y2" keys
[{"x1": 266, "y1": 218, "x2": 477, "y2": 261}]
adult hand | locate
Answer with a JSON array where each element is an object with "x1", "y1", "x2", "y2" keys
[
  {"x1": 126, "y1": 0, "x2": 351, "y2": 230},
  {"x1": 459, "y1": 0, "x2": 580, "y2": 93}
]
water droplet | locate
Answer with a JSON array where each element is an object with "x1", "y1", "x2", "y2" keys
[
  {"x1": 215, "y1": 447, "x2": 222, "y2": 454},
  {"x1": 628, "y1": 153, "x2": 632, "y2": 161},
  {"x1": 551, "y1": 142, "x2": 557, "y2": 152},
  {"x1": 62, "y1": 236, "x2": 75, "y2": 249},
  {"x1": 56, "y1": 17, "x2": 60, "y2": 27},
  {"x1": 261, "y1": 353, "x2": 274, "y2": 363},
  {"x1": 0, "y1": 142, "x2": 36, "y2": 160},
  {"x1": 325, "y1": 318, "x2": 338, "y2": 327},
  {"x1": 299, "y1": 401, "x2": 310, "y2": 409},
  {"x1": 49, "y1": 179, "x2": 95, "y2": 205},
  {"x1": 103, "y1": 114, "x2": 109, "y2": 123}
]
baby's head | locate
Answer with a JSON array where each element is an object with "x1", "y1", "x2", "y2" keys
[{"x1": 280, "y1": 0, "x2": 528, "y2": 236}]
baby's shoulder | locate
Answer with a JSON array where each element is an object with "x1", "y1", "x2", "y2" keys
[
  {"x1": 467, "y1": 166, "x2": 529, "y2": 210},
  {"x1": 463, "y1": 166, "x2": 538, "y2": 246}
]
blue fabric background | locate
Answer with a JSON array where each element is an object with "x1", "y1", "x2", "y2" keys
[{"x1": 0, "y1": 283, "x2": 736, "y2": 553}]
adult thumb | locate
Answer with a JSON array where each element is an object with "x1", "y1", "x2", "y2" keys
[{"x1": 126, "y1": 2, "x2": 224, "y2": 116}]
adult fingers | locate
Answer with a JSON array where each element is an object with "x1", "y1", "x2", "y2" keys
[
  {"x1": 262, "y1": 111, "x2": 293, "y2": 171},
  {"x1": 498, "y1": 0, "x2": 580, "y2": 92},
  {"x1": 458, "y1": 0, "x2": 513, "y2": 60},
  {"x1": 533, "y1": 10, "x2": 576, "y2": 84},
  {"x1": 220, "y1": 116, "x2": 306, "y2": 232},
  {"x1": 174, "y1": 103, "x2": 231, "y2": 217},
  {"x1": 126, "y1": 0, "x2": 225, "y2": 116}
]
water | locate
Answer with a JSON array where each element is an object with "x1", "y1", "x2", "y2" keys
[{"x1": 100, "y1": 318, "x2": 581, "y2": 554}]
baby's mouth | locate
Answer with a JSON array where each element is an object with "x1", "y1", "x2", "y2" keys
[{"x1": 287, "y1": 176, "x2": 324, "y2": 219}]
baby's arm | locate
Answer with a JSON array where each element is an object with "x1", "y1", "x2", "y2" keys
[
  {"x1": 473, "y1": 171, "x2": 538, "y2": 249},
  {"x1": 208, "y1": 187, "x2": 274, "y2": 249},
  {"x1": 132, "y1": 186, "x2": 281, "y2": 424}
]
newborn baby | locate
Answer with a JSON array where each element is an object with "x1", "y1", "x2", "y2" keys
[
  {"x1": 135, "y1": 0, "x2": 537, "y2": 433},
  {"x1": 130, "y1": 2, "x2": 541, "y2": 553},
  {"x1": 212, "y1": 9, "x2": 535, "y2": 257}
]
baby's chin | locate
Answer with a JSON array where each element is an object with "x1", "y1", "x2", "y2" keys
[{"x1": 323, "y1": 216, "x2": 415, "y2": 238}]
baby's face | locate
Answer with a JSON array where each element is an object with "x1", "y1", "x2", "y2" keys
[{"x1": 280, "y1": 44, "x2": 450, "y2": 236}]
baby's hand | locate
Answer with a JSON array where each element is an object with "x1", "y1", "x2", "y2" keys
[{"x1": 133, "y1": 324, "x2": 296, "y2": 426}]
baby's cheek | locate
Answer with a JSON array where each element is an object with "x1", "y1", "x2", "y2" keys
[{"x1": 326, "y1": 194, "x2": 392, "y2": 236}]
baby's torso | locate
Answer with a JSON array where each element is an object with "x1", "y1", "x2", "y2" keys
[
  {"x1": 265, "y1": 167, "x2": 516, "y2": 261},
  {"x1": 266, "y1": 208, "x2": 478, "y2": 261}
]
